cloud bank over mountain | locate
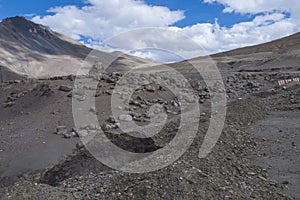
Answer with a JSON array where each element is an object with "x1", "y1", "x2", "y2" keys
[{"x1": 32, "y1": 0, "x2": 300, "y2": 62}]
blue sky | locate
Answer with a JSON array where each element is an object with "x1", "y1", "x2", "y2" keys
[
  {"x1": 0, "y1": 0, "x2": 83, "y2": 19},
  {"x1": 1, "y1": 0, "x2": 300, "y2": 62},
  {"x1": 0, "y1": 0, "x2": 255, "y2": 28},
  {"x1": 145, "y1": 0, "x2": 256, "y2": 28}
]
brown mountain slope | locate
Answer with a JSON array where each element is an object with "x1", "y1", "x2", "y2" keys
[
  {"x1": 213, "y1": 32, "x2": 300, "y2": 57},
  {"x1": 0, "y1": 16, "x2": 90, "y2": 58},
  {"x1": 0, "y1": 16, "x2": 157, "y2": 81},
  {"x1": 186, "y1": 32, "x2": 300, "y2": 73}
]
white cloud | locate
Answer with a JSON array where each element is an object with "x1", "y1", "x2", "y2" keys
[
  {"x1": 203, "y1": 0, "x2": 300, "y2": 26},
  {"x1": 130, "y1": 49, "x2": 184, "y2": 63},
  {"x1": 203, "y1": 0, "x2": 300, "y2": 15},
  {"x1": 31, "y1": 0, "x2": 300, "y2": 62},
  {"x1": 177, "y1": 12, "x2": 298, "y2": 54},
  {"x1": 32, "y1": 0, "x2": 184, "y2": 40},
  {"x1": 97, "y1": 28, "x2": 207, "y2": 62}
]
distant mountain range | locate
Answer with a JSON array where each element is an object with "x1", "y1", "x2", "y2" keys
[
  {"x1": 0, "y1": 16, "x2": 156, "y2": 82},
  {"x1": 0, "y1": 16, "x2": 299, "y2": 82},
  {"x1": 208, "y1": 32, "x2": 300, "y2": 72}
]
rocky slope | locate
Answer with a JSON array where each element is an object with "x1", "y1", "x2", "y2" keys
[
  {"x1": 189, "y1": 32, "x2": 300, "y2": 73},
  {"x1": 0, "y1": 16, "x2": 157, "y2": 81},
  {"x1": 0, "y1": 67, "x2": 298, "y2": 199}
]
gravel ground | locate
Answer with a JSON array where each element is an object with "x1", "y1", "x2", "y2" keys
[{"x1": 0, "y1": 70, "x2": 299, "y2": 199}]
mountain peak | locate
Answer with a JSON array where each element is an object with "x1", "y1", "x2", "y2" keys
[
  {"x1": 1, "y1": 16, "x2": 43, "y2": 29},
  {"x1": 0, "y1": 16, "x2": 51, "y2": 38},
  {"x1": 0, "y1": 16, "x2": 91, "y2": 62},
  {"x1": 1, "y1": 16, "x2": 28, "y2": 24}
]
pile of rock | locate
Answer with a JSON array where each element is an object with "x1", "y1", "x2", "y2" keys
[
  {"x1": 56, "y1": 126, "x2": 79, "y2": 139},
  {"x1": 224, "y1": 73, "x2": 263, "y2": 98},
  {"x1": 34, "y1": 83, "x2": 54, "y2": 97},
  {"x1": 4, "y1": 91, "x2": 25, "y2": 108}
]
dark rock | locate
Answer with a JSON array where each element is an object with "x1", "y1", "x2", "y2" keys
[
  {"x1": 105, "y1": 90, "x2": 112, "y2": 95},
  {"x1": 59, "y1": 85, "x2": 73, "y2": 92},
  {"x1": 4, "y1": 101, "x2": 15, "y2": 108},
  {"x1": 76, "y1": 142, "x2": 84, "y2": 149},
  {"x1": 56, "y1": 126, "x2": 67, "y2": 135},
  {"x1": 67, "y1": 75, "x2": 75, "y2": 81},
  {"x1": 107, "y1": 116, "x2": 116, "y2": 123},
  {"x1": 145, "y1": 85, "x2": 155, "y2": 92},
  {"x1": 282, "y1": 180, "x2": 289, "y2": 185},
  {"x1": 101, "y1": 123, "x2": 113, "y2": 132},
  {"x1": 63, "y1": 133, "x2": 72, "y2": 139}
]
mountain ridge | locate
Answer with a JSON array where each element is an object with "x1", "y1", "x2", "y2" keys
[
  {"x1": 0, "y1": 16, "x2": 157, "y2": 81},
  {"x1": 0, "y1": 16, "x2": 299, "y2": 82},
  {"x1": 188, "y1": 31, "x2": 300, "y2": 72},
  {"x1": 0, "y1": 16, "x2": 90, "y2": 58}
]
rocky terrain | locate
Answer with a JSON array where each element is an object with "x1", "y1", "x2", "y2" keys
[{"x1": 0, "y1": 17, "x2": 299, "y2": 199}]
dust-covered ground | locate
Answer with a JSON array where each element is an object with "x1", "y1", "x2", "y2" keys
[{"x1": 0, "y1": 69, "x2": 299, "y2": 199}]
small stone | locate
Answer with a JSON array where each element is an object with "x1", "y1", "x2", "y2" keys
[
  {"x1": 71, "y1": 132, "x2": 78, "y2": 137},
  {"x1": 271, "y1": 88, "x2": 277, "y2": 94},
  {"x1": 292, "y1": 142, "x2": 296, "y2": 147},
  {"x1": 145, "y1": 85, "x2": 155, "y2": 92},
  {"x1": 119, "y1": 114, "x2": 133, "y2": 122},
  {"x1": 51, "y1": 109, "x2": 60, "y2": 115},
  {"x1": 107, "y1": 77, "x2": 116, "y2": 83},
  {"x1": 7, "y1": 96, "x2": 17, "y2": 101},
  {"x1": 172, "y1": 101, "x2": 180, "y2": 107},
  {"x1": 67, "y1": 75, "x2": 75, "y2": 81},
  {"x1": 95, "y1": 90, "x2": 102, "y2": 97},
  {"x1": 129, "y1": 100, "x2": 140, "y2": 106},
  {"x1": 101, "y1": 123, "x2": 112, "y2": 131},
  {"x1": 4, "y1": 101, "x2": 15, "y2": 108},
  {"x1": 59, "y1": 85, "x2": 73, "y2": 92},
  {"x1": 63, "y1": 133, "x2": 72, "y2": 139},
  {"x1": 86, "y1": 124, "x2": 100, "y2": 130},
  {"x1": 75, "y1": 95, "x2": 86, "y2": 101},
  {"x1": 158, "y1": 86, "x2": 164, "y2": 91},
  {"x1": 56, "y1": 126, "x2": 67, "y2": 135},
  {"x1": 105, "y1": 90, "x2": 112, "y2": 95},
  {"x1": 76, "y1": 142, "x2": 84, "y2": 149},
  {"x1": 90, "y1": 106, "x2": 96, "y2": 113},
  {"x1": 258, "y1": 175, "x2": 267, "y2": 181},
  {"x1": 78, "y1": 130, "x2": 89, "y2": 137},
  {"x1": 69, "y1": 128, "x2": 79, "y2": 137},
  {"x1": 107, "y1": 116, "x2": 116, "y2": 123},
  {"x1": 290, "y1": 99, "x2": 296, "y2": 104}
]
